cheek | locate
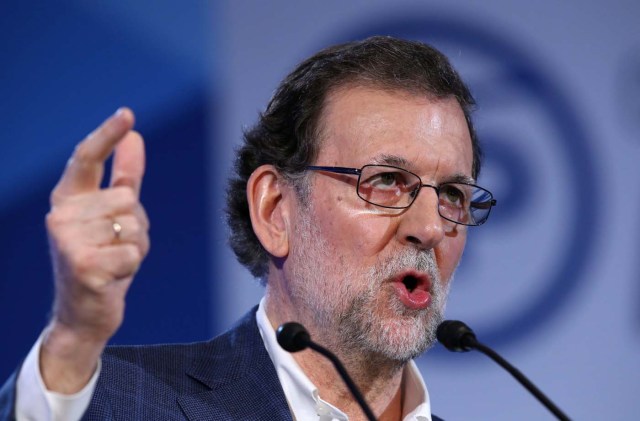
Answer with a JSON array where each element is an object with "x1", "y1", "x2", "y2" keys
[
  {"x1": 344, "y1": 215, "x2": 396, "y2": 259},
  {"x1": 316, "y1": 200, "x2": 395, "y2": 258},
  {"x1": 435, "y1": 232, "x2": 467, "y2": 279}
]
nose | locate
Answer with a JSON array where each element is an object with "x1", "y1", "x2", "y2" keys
[{"x1": 396, "y1": 187, "x2": 445, "y2": 250}]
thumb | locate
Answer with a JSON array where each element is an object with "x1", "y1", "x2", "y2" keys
[{"x1": 109, "y1": 130, "x2": 146, "y2": 196}]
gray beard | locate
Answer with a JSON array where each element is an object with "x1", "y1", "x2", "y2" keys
[
  {"x1": 289, "y1": 205, "x2": 453, "y2": 367},
  {"x1": 337, "y1": 252, "x2": 451, "y2": 364}
]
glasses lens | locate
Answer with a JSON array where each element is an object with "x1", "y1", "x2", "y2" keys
[
  {"x1": 438, "y1": 183, "x2": 494, "y2": 225},
  {"x1": 357, "y1": 165, "x2": 420, "y2": 208},
  {"x1": 469, "y1": 186, "x2": 494, "y2": 225}
]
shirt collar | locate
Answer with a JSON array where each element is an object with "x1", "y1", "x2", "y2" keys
[
  {"x1": 256, "y1": 298, "x2": 432, "y2": 420},
  {"x1": 402, "y1": 360, "x2": 432, "y2": 421}
]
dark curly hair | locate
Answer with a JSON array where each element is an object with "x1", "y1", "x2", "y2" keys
[{"x1": 226, "y1": 36, "x2": 482, "y2": 281}]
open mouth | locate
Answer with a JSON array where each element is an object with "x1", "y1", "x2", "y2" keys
[
  {"x1": 397, "y1": 272, "x2": 430, "y2": 293},
  {"x1": 402, "y1": 275, "x2": 420, "y2": 293},
  {"x1": 392, "y1": 271, "x2": 432, "y2": 310}
]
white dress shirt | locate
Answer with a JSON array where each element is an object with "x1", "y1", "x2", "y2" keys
[{"x1": 16, "y1": 332, "x2": 101, "y2": 421}]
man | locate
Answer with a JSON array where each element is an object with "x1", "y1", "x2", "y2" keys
[{"x1": 0, "y1": 36, "x2": 495, "y2": 420}]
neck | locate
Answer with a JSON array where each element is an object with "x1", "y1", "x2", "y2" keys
[
  {"x1": 295, "y1": 347, "x2": 405, "y2": 420},
  {"x1": 264, "y1": 288, "x2": 407, "y2": 420}
]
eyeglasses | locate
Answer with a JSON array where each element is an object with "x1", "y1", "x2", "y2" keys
[{"x1": 305, "y1": 164, "x2": 496, "y2": 226}]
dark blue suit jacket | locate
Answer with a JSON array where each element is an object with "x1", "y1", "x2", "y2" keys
[{"x1": 0, "y1": 308, "x2": 444, "y2": 420}]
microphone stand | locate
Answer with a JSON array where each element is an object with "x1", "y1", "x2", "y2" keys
[
  {"x1": 438, "y1": 320, "x2": 571, "y2": 421},
  {"x1": 306, "y1": 341, "x2": 378, "y2": 421},
  {"x1": 277, "y1": 322, "x2": 377, "y2": 421},
  {"x1": 473, "y1": 342, "x2": 570, "y2": 421}
]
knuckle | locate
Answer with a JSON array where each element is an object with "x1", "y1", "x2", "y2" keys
[
  {"x1": 136, "y1": 205, "x2": 150, "y2": 230},
  {"x1": 140, "y1": 233, "x2": 151, "y2": 256},
  {"x1": 45, "y1": 210, "x2": 60, "y2": 229},
  {"x1": 46, "y1": 205, "x2": 76, "y2": 227},
  {"x1": 73, "y1": 141, "x2": 93, "y2": 164},
  {"x1": 70, "y1": 249, "x2": 95, "y2": 278},
  {"x1": 115, "y1": 187, "x2": 137, "y2": 209},
  {"x1": 49, "y1": 188, "x2": 64, "y2": 205},
  {"x1": 45, "y1": 208, "x2": 73, "y2": 234},
  {"x1": 112, "y1": 245, "x2": 141, "y2": 279},
  {"x1": 124, "y1": 244, "x2": 142, "y2": 263},
  {"x1": 129, "y1": 218, "x2": 145, "y2": 237}
]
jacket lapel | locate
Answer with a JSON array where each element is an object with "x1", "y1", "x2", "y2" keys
[{"x1": 177, "y1": 308, "x2": 293, "y2": 421}]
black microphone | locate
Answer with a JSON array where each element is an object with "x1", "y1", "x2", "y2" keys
[
  {"x1": 437, "y1": 320, "x2": 571, "y2": 421},
  {"x1": 276, "y1": 321, "x2": 311, "y2": 352},
  {"x1": 277, "y1": 322, "x2": 377, "y2": 421}
]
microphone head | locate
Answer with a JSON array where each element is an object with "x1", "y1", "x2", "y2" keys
[
  {"x1": 437, "y1": 320, "x2": 478, "y2": 352},
  {"x1": 276, "y1": 322, "x2": 311, "y2": 353}
]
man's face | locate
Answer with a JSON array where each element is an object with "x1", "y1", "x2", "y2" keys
[{"x1": 283, "y1": 85, "x2": 473, "y2": 363}]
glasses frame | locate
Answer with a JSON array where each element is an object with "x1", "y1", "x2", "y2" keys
[{"x1": 306, "y1": 164, "x2": 497, "y2": 226}]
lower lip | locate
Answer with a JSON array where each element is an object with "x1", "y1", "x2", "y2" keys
[{"x1": 392, "y1": 282, "x2": 431, "y2": 310}]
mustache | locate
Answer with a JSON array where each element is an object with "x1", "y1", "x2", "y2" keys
[{"x1": 369, "y1": 249, "x2": 441, "y2": 288}]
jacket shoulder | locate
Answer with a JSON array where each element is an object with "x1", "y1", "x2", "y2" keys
[{"x1": 84, "y1": 307, "x2": 290, "y2": 419}]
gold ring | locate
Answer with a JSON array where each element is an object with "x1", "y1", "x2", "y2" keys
[{"x1": 112, "y1": 220, "x2": 122, "y2": 241}]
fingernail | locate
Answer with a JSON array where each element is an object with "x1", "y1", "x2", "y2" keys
[{"x1": 114, "y1": 107, "x2": 125, "y2": 117}]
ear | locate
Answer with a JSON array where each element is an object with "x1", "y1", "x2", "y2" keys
[{"x1": 247, "y1": 165, "x2": 291, "y2": 259}]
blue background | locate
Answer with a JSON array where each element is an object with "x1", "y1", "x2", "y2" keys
[{"x1": 0, "y1": 0, "x2": 215, "y2": 370}]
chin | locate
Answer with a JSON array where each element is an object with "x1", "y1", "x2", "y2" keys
[
  {"x1": 377, "y1": 314, "x2": 439, "y2": 362},
  {"x1": 340, "y1": 300, "x2": 441, "y2": 363}
]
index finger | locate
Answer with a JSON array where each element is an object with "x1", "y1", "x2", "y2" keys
[{"x1": 52, "y1": 108, "x2": 135, "y2": 202}]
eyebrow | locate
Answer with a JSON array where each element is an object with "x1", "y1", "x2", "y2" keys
[
  {"x1": 369, "y1": 154, "x2": 476, "y2": 185},
  {"x1": 442, "y1": 173, "x2": 476, "y2": 185},
  {"x1": 370, "y1": 154, "x2": 412, "y2": 168}
]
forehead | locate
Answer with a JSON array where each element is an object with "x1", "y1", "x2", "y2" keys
[{"x1": 316, "y1": 85, "x2": 474, "y2": 181}]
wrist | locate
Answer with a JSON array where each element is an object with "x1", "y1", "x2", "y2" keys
[{"x1": 40, "y1": 320, "x2": 107, "y2": 393}]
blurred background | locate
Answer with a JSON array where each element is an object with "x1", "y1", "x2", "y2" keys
[{"x1": 1, "y1": 1, "x2": 638, "y2": 419}]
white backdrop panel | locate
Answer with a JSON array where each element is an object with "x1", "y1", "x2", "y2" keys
[{"x1": 211, "y1": 1, "x2": 640, "y2": 419}]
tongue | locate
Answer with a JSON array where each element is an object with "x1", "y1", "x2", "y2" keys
[
  {"x1": 394, "y1": 283, "x2": 431, "y2": 310},
  {"x1": 408, "y1": 289, "x2": 429, "y2": 303}
]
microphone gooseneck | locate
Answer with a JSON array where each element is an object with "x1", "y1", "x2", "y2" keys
[
  {"x1": 276, "y1": 322, "x2": 377, "y2": 421},
  {"x1": 437, "y1": 320, "x2": 571, "y2": 421}
]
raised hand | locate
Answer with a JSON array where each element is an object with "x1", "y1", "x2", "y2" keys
[{"x1": 40, "y1": 108, "x2": 150, "y2": 393}]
